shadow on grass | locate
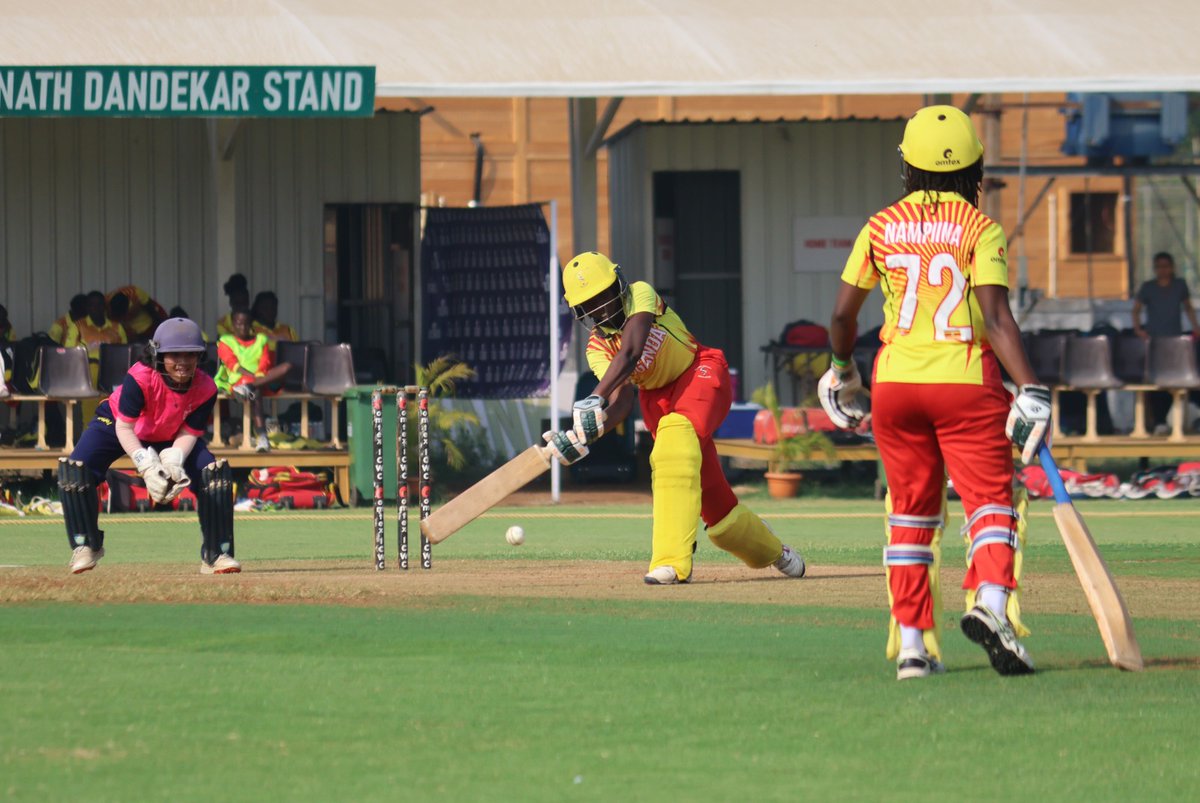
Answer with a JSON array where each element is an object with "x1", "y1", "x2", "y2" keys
[
  {"x1": 692, "y1": 572, "x2": 883, "y2": 585},
  {"x1": 1034, "y1": 656, "x2": 1200, "y2": 673}
]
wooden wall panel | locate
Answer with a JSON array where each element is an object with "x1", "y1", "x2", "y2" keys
[{"x1": 388, "y1": 91, "x2": 1148, "y2": 309}]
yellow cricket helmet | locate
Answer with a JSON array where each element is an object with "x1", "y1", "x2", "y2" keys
[
  {"x1": 899, "y1": 105, "x2": 984, "y2": 173},
  {"x1": 563, "y1": 251, "x2": 620, "y2": 307}
]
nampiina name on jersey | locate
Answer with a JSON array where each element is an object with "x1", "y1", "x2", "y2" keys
[{"x1": 883, "y1": 221, "x2": 964, "y2": 247}]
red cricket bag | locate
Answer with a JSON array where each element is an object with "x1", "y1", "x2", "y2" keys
[
  {"x1": 104, "y1": 469, "x2": 198, "y2": 512},
  {"x1": 245, "y1": 466, "x2": 335, "y2": 509},
  {"x1": 778, "y1": 320, "x2": 830, "y2": 348}
]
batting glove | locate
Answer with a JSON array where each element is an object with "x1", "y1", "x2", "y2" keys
[
  {"x1": 817, "y1": 361, "x2": 869, "y2": 430},
  {"x1": 542, "y1": 429, "x2": 590, "y2": 466},
  {"x1": 158, "y1": 447, "x2": 192, "y2": 503},
  {"x1": 132, "y1": 447, "x2": 172, "y2": 504},
  {"x1": 1006, "y1": 384, "x2": 1052, "y2": 465},
  {"x1": 572, "y1": 394, "x2": 608, "y2": 444}
]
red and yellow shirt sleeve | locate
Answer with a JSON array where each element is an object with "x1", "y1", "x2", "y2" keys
[
  {"x1": 841, "y1": 224, "x2": 880, "y2": 290},
  {"x1": 843, "y1": 191, "x2": 1009, "y2": 386},
  {"x1": 973, "y1": 222, "x2": 1009, "y2": 287}
]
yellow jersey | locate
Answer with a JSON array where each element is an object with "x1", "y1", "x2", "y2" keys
[
  {"x1": 586, "y1": 281, "x2": 698, "y2": 390},
  {"x1": 67, "y1": 316, "x2": 127, "y2": 358},
  {"x1": 841, "y1": 191, "x2": 1008, "y2": 385},
  {"x1": 107, "y1": 285, "x2": 164, "y2": 340},
  {"x1": 49, "y1": 315, "x2": 80, "y2": 346},
  {"x1": 254, "y1": 320, "x2": 299, "y2": 342}
]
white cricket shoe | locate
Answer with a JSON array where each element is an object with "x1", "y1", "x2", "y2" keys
[
  {"x1": 961, "y1": 604, "x2": 1035, "y2": 676},
  {"x1": 201, "y1": 554, "x2": 242, "y2": 575},
  {"x1": 643, "y1": 566, "x2": 688, "y2": 585},
  {"x1": 69, "y1": 546, "x2": 104, "y2": 574},
  {"x1": 773, "y1": 544, "x2": 806, "y2": 578},
  {"x1": 896, "y1": 647, "x2": 946, "y2": 681},
  {"x1": 255, "y1": 433, "x2": 270, "y2": 453}
]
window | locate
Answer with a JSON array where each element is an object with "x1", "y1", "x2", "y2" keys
[{"x1": 1069, "y1": 192, "x2": 1118, "y2": 254}]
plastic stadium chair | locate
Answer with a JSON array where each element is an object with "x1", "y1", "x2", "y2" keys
[
  {"x1": 97, "y1": 343, "x2": 140, "y2": 393},
  {"x1": 304, "y1": 344, "x2": 356, "y2": 448},
  {"x1": 275, "y1": 340, "x2": 312, "y2": 393},
  {"x1": 1028, "y1": 332, "x2": 1070, "y2": 386},
  {"x1": 38, "y1": 346, "x2": 99, "y2": 449},
  {"x1": 1112, "y1": 333, "x2": 1149, "y2": 385},
  {"x1": 1148, "y1": 336, "x2": 1200, "y2": 441},
  {"x1": 1063, "y1": 335, "x2": 1121, "y2": 440}
]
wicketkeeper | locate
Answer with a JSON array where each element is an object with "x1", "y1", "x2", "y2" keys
[
  {"x1": 547, "y1": 251, "x2": 806, "y2": 585},
  {"x1": 62, "y1": 317, "x2": 240, "y2": 575},
  {"x1": 820, "y1": 106, "x2": 1049, "y2": 679}
]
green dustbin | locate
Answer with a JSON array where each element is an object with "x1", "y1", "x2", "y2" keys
[{"x1": 345, "y1": 385, "x2": 400, "y2": 505}]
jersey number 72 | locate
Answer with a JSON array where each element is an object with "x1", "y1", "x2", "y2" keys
[{"x1": 885, "y1": 252, "x2": 973, "y2": 342}]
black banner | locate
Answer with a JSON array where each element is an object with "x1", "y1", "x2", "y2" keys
[{"x1": 421, "y1": 205, "x2": 571, "y2": 398}]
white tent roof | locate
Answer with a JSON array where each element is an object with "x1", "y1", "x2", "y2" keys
[{"x1": 2, "y1": 0, "x2": 1198, "y2": 97}]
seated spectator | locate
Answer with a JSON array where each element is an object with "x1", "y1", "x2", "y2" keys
[
  {"x1": 49, "y1": 294, "x2": 88, "y2": 345},
  {"x1": 67, "y1": 292, "x2": 127, "y2": 360},
  {"x1": 214, "y1": 308, "x2": 292, "y2": 452},
  {"x1": 216, "y1": 274, "x2": 250, "y2": 338},
  {"x1": 0, "y1": 303, "x2": 14, "y2": 343},
  {"x1": 169, "y1": 306, "x2": 210, "y2": 342},
  {"x1": 107, "y1": 285, "x2": 168, "y2": 342},
  {"x1": 251, "y1": 291, "x2": 298, "y2": 342},
  {"x1": 66, "y1": 292, "x2": 127, "y2": 420},
  {"x1": 0, "y1": 303, "x2": 12, "y2": 391}
]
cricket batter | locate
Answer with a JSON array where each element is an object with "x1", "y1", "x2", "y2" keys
[
  {"x1": 546, "y1": 252, "x2": 806, "y2": 585},
  {"x1": 62, "y1": 317, "x2": 240, "y2": 576},
  {"x1": 819, "y1": 106, "x2": 1050, "y2": 679}
]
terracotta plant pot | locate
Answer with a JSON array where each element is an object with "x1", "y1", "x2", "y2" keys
[{"x1": 764, "y1": 471, "x2": 803, "y2": 499}]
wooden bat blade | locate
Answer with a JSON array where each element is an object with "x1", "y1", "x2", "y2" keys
[
  {"x1": 420, "y1": 445, "x2": 551, "y2": 545},
  {"x1": 1053, "y1": 503, "x2": 1144, "y2": 671}
]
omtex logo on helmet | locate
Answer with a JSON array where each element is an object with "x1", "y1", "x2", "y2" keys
[
  {"x1": 935, "y1": 148, "x2": 960, "y2": 168},
  {"x1": 575, "y1": 270, "x2": 587, "y2": 287}
]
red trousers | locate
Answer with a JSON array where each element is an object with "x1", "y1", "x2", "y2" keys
[
  {"x1": 639, "y1": 346, "x2": 738, "y2": 527},
  {"x1": 872, "y1": 355, "x2": 1018, "y2": 629}
]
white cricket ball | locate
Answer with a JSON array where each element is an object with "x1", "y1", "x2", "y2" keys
[{"x1": 505, "y1": 525, "x2": 525, "y2": 546}]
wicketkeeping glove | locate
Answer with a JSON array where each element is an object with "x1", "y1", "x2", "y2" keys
[
  {"x1": 132, "y1": 446, "x2": 172, "y2": 504},
  {"x1": 817, "y1": 361, "x2": 869, "y2": 429},
  {"x1": 158, "y1": 447, "x2": 192, "y2": 503},
  {"x1": 572, "y1": 394, "x2": 608, "y2": 444},
  {"x1": 542, "y1": 429, "x2": 590, "y2": 466},
  {"x1": 1006, "y1": 384, "x2": 1052, "y2": 465}
]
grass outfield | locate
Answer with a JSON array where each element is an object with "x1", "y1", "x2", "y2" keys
[{"x1": 2, "y1": 496, "x2": 1199, "y2": 800}]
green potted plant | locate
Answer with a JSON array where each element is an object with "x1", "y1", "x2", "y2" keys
[
  {"x1": 750, "y1": 381, "x2": 837, "y2": 498},
  {"x1": 399, "y1": 356, "x2": 494, "y2": 497}
]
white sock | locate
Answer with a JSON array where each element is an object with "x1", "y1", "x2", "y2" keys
[
  {"x1": 900, "y1": 625, "x2": 925, "y2": 651},
  {"x1": 978, "y1": 583, "x2": 1009, "y2": 615}
]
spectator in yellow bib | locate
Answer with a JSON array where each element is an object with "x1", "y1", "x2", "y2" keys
[
  {"x1": 251, "y1": 292, "x2": 298, "y2": 342},
  {"x1": 214, "y1": 308, "x2": 292, "y2": 452},
  {"x1": 67, "y1": 292, "x2": 127, "y2": 359},
  {"x1": 216, "y1": 274, "x2": 250, "y2": 338},
  {"x1": 107, "y1": 285, "x2": 168, "y2": 342},
  {"x1": 49, "y1": 294, "x2": 88, "y2": 345}
]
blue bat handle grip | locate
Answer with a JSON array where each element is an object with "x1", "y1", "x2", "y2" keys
[{"x1": 1038, "y1": 443, "x2": 1071, "y2": 504}]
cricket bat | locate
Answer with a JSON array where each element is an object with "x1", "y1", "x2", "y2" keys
[
  {"x1": 1038, "y1": 444, "x2": 1144, "y2": 671},
  {"x1": 420, "y1": 444, "x2": 552, "y2": 544}
]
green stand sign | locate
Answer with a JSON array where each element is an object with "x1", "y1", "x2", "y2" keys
[{"x1": 0, "y1": 66, "x2": 376, "y2": 117}]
